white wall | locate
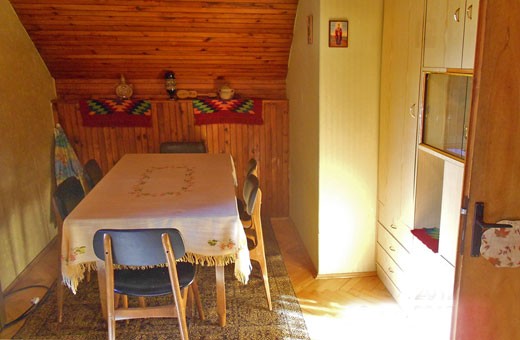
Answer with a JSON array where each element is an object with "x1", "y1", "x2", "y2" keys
[
  {"x1": 0, "y1": 2, "x2": 57, "y2": 288},
  {"x1": 288, "y1": 0, "x2": 382, "y2": 275},
  {"x1": 317, "y1": 0, "x2": 382, "y2": 275},
  {"x1": 287, "y1": 0, "x2": 321, "y2": 270}
]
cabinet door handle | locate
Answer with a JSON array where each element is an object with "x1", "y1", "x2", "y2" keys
[
  {"x1": 466, "y1": 4, "x2": 473, "y2": 20},
  {"x1": 390, "y1": 224, "x2": 397, "y2": 230},
  {"x1": 388, "y1": 267, "x2": 394, "y2": 273},
  {"x1": 454, "y1": 8, "x2": 461, "y2": 22},
  {"x1": 389, "y1": 245, "x2": 396, "y2": 252}
]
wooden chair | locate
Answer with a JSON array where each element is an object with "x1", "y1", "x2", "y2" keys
[
  {"x1": 245, "y1": 158, "x2": 258, "y2": 177},
  {"x1": 84, "y1": 159, "x2": 103, "y2": 191},
  {"x1": 52, "y1": 176, "x2": 85, "y2": 323},
  {"x1": 159, "y1": 141, "x2": 206, "y2": 153},
  {"x1": 237, "y1": 158, "x2": 258, "y2": 225},
  {"x1": 241, "y1": 174, "x2": 272, "y2": 310},
  {"x1": 93, "y1": 228, "x2": 203, "y2": 340}
]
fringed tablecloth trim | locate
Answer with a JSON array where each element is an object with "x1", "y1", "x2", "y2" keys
[
  {"x1": 63, "y1": 252, "x2": 251, "y2": 292},
  {"x1": 62, "y1": 262, "x2": 97, "y2": 294},
  {"x1": 180, "y1": 253, "x2": 235, "y2": 266}
]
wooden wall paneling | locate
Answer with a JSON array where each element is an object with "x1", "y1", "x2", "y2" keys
[
  {"x1": 281, "y1": 101, "x2": 289, "y2": 214},
  {"x1": 109, "y1": 127, "x2": 119, "y2": 167},
  {"x1": 10, "y1": 1, "x2": 297, "y2": 102},
  {"x1": 156, "y1": 103, "x2": 167, "y2": 147},
  {"x1": 211, "y1": 124, "x2": 219, "y2": 154},
  {"x1": 102, "y1": 127, "x2": 112, "y2": 171}
]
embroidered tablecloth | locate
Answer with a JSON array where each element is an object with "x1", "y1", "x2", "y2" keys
[{"x1": 61, "y1": 153, "x2": 250, "y2": 293}]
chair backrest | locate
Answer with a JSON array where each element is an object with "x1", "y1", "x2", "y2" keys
[
  {"x1": 160, "y1": 141, "x2": 206, "y2": 154},
  {"x1": 53, "y1": 176, "x2": 85, "y2": 221},
  {"x1": 84, "y1": 159, "x2": 103, "y2": 189},
  {"x1": 93, "y1": 228, "x2": 186, "y2": 266},
  {"x1": 245, "y1": 158, "x2": 258, "y2": 177},
  {"x1": 243, "y1": 174, "x2": 260, "y2": 216}
]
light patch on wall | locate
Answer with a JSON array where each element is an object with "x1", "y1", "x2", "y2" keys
[{"x1": 318, "y1": 161, "x2": 376, "y2": 273}]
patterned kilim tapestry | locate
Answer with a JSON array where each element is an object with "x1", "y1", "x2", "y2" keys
[
  {"x1": 79, "y1": 99, "x2": 152, "y2": 127},
  {"x1": 192, "y1": 98, "x2": 263, "y2": 125}
]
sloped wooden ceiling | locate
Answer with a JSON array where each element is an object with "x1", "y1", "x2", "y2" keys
[{"x1": 10, "y1": 0, "x2": 297, "y2": 100}]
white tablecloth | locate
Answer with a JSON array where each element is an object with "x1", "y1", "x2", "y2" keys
[{"x1": 61, "y1": 153, "x2": 250, "y2": 293}]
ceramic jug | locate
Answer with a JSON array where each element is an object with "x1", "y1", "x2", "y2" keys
[{"x1": 218, "y1": 85, "x2": 235, "y2": 100}]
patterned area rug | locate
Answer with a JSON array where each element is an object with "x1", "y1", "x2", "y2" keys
[{"x1": 14, "y1": 222, "x2": 309, "y2": 339}]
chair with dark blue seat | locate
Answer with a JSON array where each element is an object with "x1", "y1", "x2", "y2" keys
[
  {"x1": 93, "y1": 228, "x2": 202, "y2": 340},
  {"x1": 236, "y1": 158, "x2": 258, "y2": 225},
  {"x1": 84, "y1": 159, "x2": 103, "y2": 191},
  {"x1": 52, "y1": 176, "x2": 85, "y2": 323},
  {"x1": 159, "y1": 141, "x2": 206, "y2": 153},
  {"x1": 245, "y1": 158, "x2": 258, "y2": 177},
  {"x1": 241, "y1": 174, "x2": 272, "y2": 311}
]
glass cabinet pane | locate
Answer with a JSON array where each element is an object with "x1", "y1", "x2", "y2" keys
[{"x1": 422, "y1": 73, "x2": 472, "y2": 159}]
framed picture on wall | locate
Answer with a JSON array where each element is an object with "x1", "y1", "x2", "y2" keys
[{"x1": 329, "y1": 20, "x2": 348, "y2": 48}]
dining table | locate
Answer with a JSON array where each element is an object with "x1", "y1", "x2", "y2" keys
[{"x1": 61, "y1": 153, "x2": 251, "y2": 327}]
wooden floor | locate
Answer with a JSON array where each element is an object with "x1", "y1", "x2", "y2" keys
[
  {"x1": 0, "y1": 238, "x2": 59, "y2": 339},
  {"x1": 271, "y1": 218, "x2": 415, "y2": 340},
  {"x1": 1, "y1": 218, "x2": 416, "y2": 339}
]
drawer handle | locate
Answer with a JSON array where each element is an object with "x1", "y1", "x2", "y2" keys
[
  {"x1": 387, "y1": 267, "x2": 394, "y2": 273},
  {"x1": 389, "y1": 245, "x2": 396, "y2": 252},
  {"x1": 466, "y1": 4, "x2": 473, "y2": 20},
  {"x1": 454, "y1": 8, "x2": 461, "y2": 22},
  {"x1": 390, "y1": 224, "x2": 397, "y2": 230}
]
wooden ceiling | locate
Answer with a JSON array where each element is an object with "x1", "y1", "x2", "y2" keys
[{"x1": 10, "y1": 0, "x2": 297, "y2": 100}]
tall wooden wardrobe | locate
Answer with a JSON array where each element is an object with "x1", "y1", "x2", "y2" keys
[{"x1": 378, "y1": 0, "x2": 480, "y2": 338}]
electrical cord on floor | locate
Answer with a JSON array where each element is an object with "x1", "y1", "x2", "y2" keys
[{"x1": 1, "y1": 284, "x2": 50, "y2": 329}]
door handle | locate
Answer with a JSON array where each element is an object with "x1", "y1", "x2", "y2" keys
[{"x1": 471, "y1": 202, "x2": 513, "y2": 257}]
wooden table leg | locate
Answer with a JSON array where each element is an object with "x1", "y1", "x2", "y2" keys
[
  {"x1": 96, "y1": 260, "x2": 108, "y2": 320},
  {"x1": 215, "y1": 265, "x2": 226, "y2": 327}
]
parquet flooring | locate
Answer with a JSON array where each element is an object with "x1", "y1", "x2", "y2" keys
[{"x1": 270, "y1": 218, "x2": 415, "y2": 340}]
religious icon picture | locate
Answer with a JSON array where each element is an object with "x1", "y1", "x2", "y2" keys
[{"x1": 329, "y1": 20, "x2": 348, "y2": 48}]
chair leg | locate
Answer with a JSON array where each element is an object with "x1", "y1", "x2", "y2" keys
[
  {"x1": 57, "y1": 280, "x2": 64, "y2": 323},
  {"x1": 178, "y1": 289, "x2": 190, "y2": 340},
  {"x1": 190, "y1": 281, "x2": 205, "y2": 320},
  {"x1": 122, "y1": 295, "x2": 129, "y2": 325},
  {"x1": 186, "y1": 286, "x2": 194, "y2": 318},
  {"x1": 251, "y1": 247, "x2": 272, "y2": 311},
  {"x1": 114, "y1": 294, "x2": 120, "y2": 308},
  {"x1": 108, "y1": 314, "x2": 116, "y2": 340},
  {"x1": 138, "y1": 296, "x2": 146, "y2": 308},
  {"x1": 258, "y1": 254, "x2": 272, "y2": 311}
]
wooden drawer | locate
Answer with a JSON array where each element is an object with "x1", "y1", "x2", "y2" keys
[
  {"x1": 377, "y1": 264, "x2": 402, "y2": 298},
  {"x1": 377, "y1": 264, "x2": 414, "y2": 311},
  {"x1": 378, "y1": 223, "x2": 411, "y2": 270},
  {"x1": 377, "y1": 244, "x2": 408, "y2": 292},
  {"x1": 380, "y1": 221, "x2": 414, "y2": 251}
]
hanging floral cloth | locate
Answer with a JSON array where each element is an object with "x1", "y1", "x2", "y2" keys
[{"x1": 54, "y1": 124, "x2": 88, "y2": 189}]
